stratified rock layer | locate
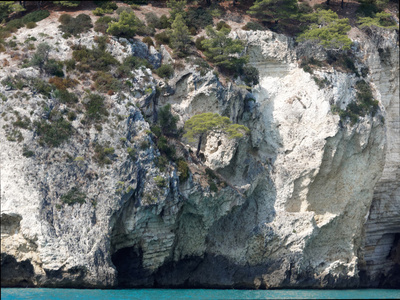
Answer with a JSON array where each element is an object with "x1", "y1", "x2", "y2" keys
[{"x1": 1, "y1": 18, "x2": 399, "y2": 289}]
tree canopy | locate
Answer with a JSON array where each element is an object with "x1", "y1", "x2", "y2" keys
[
  {"x1": 297, "y1": 10, "x2": 352, "y2": 50},
  {"x1": 248, "y1": 0, "x2": 298, "y2": 24},
  {"x1": 201, "y1": 25, "x2": 248, "y2": 74},
  {"x1": 170, "y1": 13, "x2": 192, "y2": 56},
  {"x1": 107, "y1": 11, "x2": 143, "y2": 37},
  {"x1": 184, "y1": 113, "x2": 249, "y2": 157}
]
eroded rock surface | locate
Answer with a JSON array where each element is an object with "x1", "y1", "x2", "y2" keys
[{"x1": 1, "y1": 19, "x2": 398, "y2": 288}]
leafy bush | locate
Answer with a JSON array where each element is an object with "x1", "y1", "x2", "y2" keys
[
  {"x1": 145, "y1": 12, "x2": 160, "y2": 28},
  {"x1": 158, "y1": 104, "x2": 178, "y2": 136},
  {"x1": 34, "y1": 113, "x2": 73, "y2": 147},
  {"x1": 43, "y1": 59, "x2": 64, "y2": 77},
  {"x1": 22, "y1": 10, "x2": 50, "y2": 24},
  {"x1": 241, "y1": 65, "x2": 259, "y2": 86},
  {"x1": 26, "y1": 22, "x2": 37, "y2": 29},
  {"x1": 72, "y1": 44, "x2": 120, "y2": 72},
  {"x1": 159, "y1": 15, "x2": 170, "y2": 29},
  {"x1": 216, "y1": 21, "x2": 231, "y2": 31},
  {"x1": 358, "y1": 12, "x2": 398, "y2": 29},
  {"x1": 93, "y1": 143, "x2": 114, "y2": 165},
  {"x1": 49, "y1": 77, "x2": 78, "y2": 90},
  {"x1": 157, "y1": 136, "x2": 176, "y2": 160},
  {"x1": 242, "y1": 21, "x2": 264, "y2": 31},
  {"x1": 61, "y1": 187, "x2": 86, "y2": 206},
  {"x1": 22, "y1": 145, "x2": 34, "y2": 158},
  {"x1": 59, "y1": 13, "x2": 93, "y2": 37},
  {"x1": 29, "y1": 78, "x2": 53, "y2": 97},
  {"x1": 154, "y1": 175, "x2": 166, "y2": 188},
  {"x1": 54, "y1": 89, "x2": 79, "y2": 104},
  {"x1": 83, "y1": 93, "x2": 109, "y2": 123},
  {"x1": 127, "y1": 147, "x2": 137, "y2": 160},
  {"x1": 116, "y1": 6, "x2": 133, "y2": 15},
  {"x1": 187, "y1": 7, "x2": 213, "y2": 31},
  {"x1": 155, "y1": 31, "x2": 171, "y2": 46},
  {"x1": 156, "y1": 64, "x2": 174, "y2": 79},
  {"x1": 94, "y1": 15, "x2": 115, "y2": 33},
  {"x1": 92, "y1": 71, "x2": 120, "y2": 93},
  {"x1": 177, "y1": 158, "x2": 189, "y2": 182},
  {"x1": 143, "y1": 36, "x2": 154, "y2": 47},
  {"x1": 107, "y1": 11, "x2": 143, "y2": 37},
  {"x1": 30, "y1": 42, "x2": 51, "y2": 72}
]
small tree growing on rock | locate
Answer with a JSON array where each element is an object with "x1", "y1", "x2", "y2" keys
[
  {"x1": 184, "y1": 113, "x2": 249, "y2": 157},
  {"x1": 170, "y1": 13, "x2": 191, "y2": 57}
]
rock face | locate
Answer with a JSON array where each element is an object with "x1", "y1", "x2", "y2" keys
[{"x1": 1, "y1": 19, "x2": 399, "y2": 288}]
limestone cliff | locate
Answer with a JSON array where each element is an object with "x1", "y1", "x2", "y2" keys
[{"x1": 1, "y1": 16, "x2": 399, "y2": 288}]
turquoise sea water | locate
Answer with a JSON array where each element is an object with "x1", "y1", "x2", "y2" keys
[{"x1": 2, "y1": 288, "x2": 400, "y2": 300}]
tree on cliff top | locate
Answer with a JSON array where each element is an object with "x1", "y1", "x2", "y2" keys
[
  {"x1": 297, "y1": 9, "x2": 352, "y2": 50},
  {"x1": 184, "y1": 113, "x2": 249, "y2": 157},
  {"x1": 248, "y1": 0, "x2": 298, "y2": 24},
  {"x1": 107, "y1": 11, "x2": 143, "y2": 38}
]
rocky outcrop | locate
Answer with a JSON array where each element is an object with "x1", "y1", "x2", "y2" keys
[{"x1": 0, "y1": 18, "x2": 398, "y2": 289}]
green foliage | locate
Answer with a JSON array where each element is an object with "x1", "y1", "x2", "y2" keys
[
  {"x1": 187, "y1": 7, "x2": 213, "y2": 31},
  {"x1": 154, "y1": 175, "x2": 166, "y2": 188},
  {"x1": 0, "y1": 2, "x2": 24, "y2": 22},
  {"x1": 30, "y1": 78, "x2": 53, "y2": 97},
  {"x1": 13, "y1": 115, "x2": 31, "y2": 129},
  {"x1": 143, "y1": 36, "x2": 154, "y2": 47},
  {"x1": 358, "y1": 12, "x2": 398, "y2": 29},
  {"x1": 127, "y1": 147, "x2": 137, "y2": 160},
  {"x1": 34, "y1": 112, "x2": 73, "y2": 147},
  {"x1": 158, "y1": 104, "x2": 179, "y2": 136},
  {"x1": 144, "y1": 12, "x2": 160, "y2": 28},
  {"x1": 201, "y1": 26, "x2": 248, "y2": 74},
  {"x1": 177, "y1": 158, "x2": 189, "y2": 182},
  {"x1": 167, "y1": 0, "x2": 187, "y2": 21},
  {"x1": 248, "y1": 0, "x2": 298, "y2": 24},
  {"x1": 242, "y1": 21, "x2": 265, "y2": 31},
  {"x1": 83, "y1": 93, "x2": 109, "y2": 124},
  {"x1": 297, "y1": 10, "x2": 352, "y2": 50},
  {"x1": 43, "y1": 59, "x2": 64, "y2": 77},
  {"x1": 155, "y1": 31, "x2": 171, "y2": 46},
  {"x1": 241, "y1": 65, "x2": 259, "y2": 86},
  {"x1": 337, "y1": 79, "x2": 379, "y2": 124},
  {"x1": 195, "y1": 36, "x2": 206, "y2": 51},
  {"x1": 92, "y1": 71, "x2": 120, "y2": 93},
  {"x1": 159, "y1": 15, "x2": 170, "y2": 29},
  {"x1": 53, "y1": 1, "x2": 81, "y2": 7},
  {"x1": 54, "y1": 89, "x2": 79, "y2": 104},
  {"x1": 26, "y1": 22, "x2": 37, "y2": 29},
  {"x1": 72, "y1": 43, "x2": 120, "y2": 72},
  {"x1": 170, "y1": 13, "x2": 191, "y2": 56},
  {"x1": 184, "y1": 113, "x2": 249, "y2": 156},
  {"x1": 22, "y1": 145, "x2": 34, "y2": 158},
  {"x1": 216, "y1": 21, "x2": 231, "y2": 31},
  {"x1": 116, "y1": 6, "x2": 133, "y2": 15},
  {"x1": 157, "y1": 136, "x2": 176, "y2": 160},
  {"x1": 156, "y1": 64, "x2": 174, "y2": 79},
  {"x1": 93, "y1": 142, "x2": 114, "y2": 165},
  {"x1": 59, "y1": 13, "x2": 93, "y2": 37},
  {"x1": 61, "y1": 187, "x2": 86, "y2": 206},
  {"x1": 94, "y1": 16, "x2": 116, "y2": 33},
  {"x1": 30, "y1": 42, "x2": 51, "y2": 72},
  {"x1": 107, "y1": 11, "x2": 143, "y2": 37}
]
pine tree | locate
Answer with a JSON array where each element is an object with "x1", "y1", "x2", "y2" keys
[
  {"x1": 184, "y1": 113, "x2": 249, "y2": 157},
  {"x1": 201, "y1": 26, "x2": 248, "y2": 74},
  {"x1": 52, "y1": 1, "x2": 81, "y2": 7},
  {"x1": 248, "y1": 0, "x2": 298, "y2": 24},
  {"x1": 297, "y1": 10, "x2": 352, "y2": 50},
  {"x1": 107, "y1": 11, "x2": 142, "y2": 38},
  {"x1": 170, "y1": 13, "x2": 192, "y2": 57},
  {"x1": 167, "y1": 0, "x2": 187, "y2": 21}
]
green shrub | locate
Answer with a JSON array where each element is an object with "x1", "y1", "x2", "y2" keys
[
  {"x1": 216, "y1": 21, "x2": 231, "y2": 31},
  {"x1": 67, "y1": 111, "x2": 77, "y2": 121},
  {"x1": 145, "y1": 12, "x2": 160, "y2": 28},
  {"x1": 72, "y1": 44, "x2": 120, "y2": 72},
  {"x1": 116, "y1": 6, "x2": 133, "y2": 15},
  {"x1": 13, "y1": 116, "x2": 31, "y2": 129},
  {"x1": 241, "y1": 65, "x2": 259, "y2": 86},
  {"x1": 159, "y1": 14, "x2": 170, "y2": 29},
  {"x1": 358, "y1": 12, "x2": 398, "y2": 29},
  {"x1": 155, "y1": 31, "x2": 171, "y2": 46},
  {"x1": 83, "y1": 93, "x2": 109, "y2": 123},
  {"x1": 29, "y1": 78, "x2": 53, "y2": 97},
  {"x1": 140, "y1": 140, "x2": 150, "y2": 150},
  {"x1": 34, "y1": 113, "x2": 73, "y2": 147},
  {"x1": 187, "y1": 7, "x2": 213, "y2": 31},
  {"x1": 93, "y1": 142, "x2": 114, "y2": 165},
  {"x1": 22, "y1": 10, "x2": 50, "y2": 23},
  {"x1": 43, "y1": 59, "x2": 64, "y2": 77},
  {"x1": 92, "y1": 71, "x2": 120, "y2": 93},
  {"x1": 94, "y1": 15, "x2": 115, "y2": 33},
  {"x1": 54, "y1": 89, "x2": 79, "y2": 104},
  {"x1": 242, "y1": 21, "x2": 264, "y2": 31},
  {"x1": 156, "y1": 64, "x2": 174, "y2": 79},
  {"x1": 127, "y1": 147, "x2": 137, "y2": 160},
  {"x1": 143, "y1": 36, "x2": 154, "y2": 47},
  {"x1": 107, "y1": 11, "x2": 143, "y2": 37},
  {"x1": 157, "y1": 136, "x2": 176, "y2": 160},
  {"x1": 26, "y1": 22, "x2": 37, "y2": 29},
  {"x1": 177, "y1": 158, "x2": 189, "y2": 182},
  {"x1": 59, "y1": 13, "x2": 93, "y2": 37},
  {"x1": 61, "y1": 187, "x2": 86, "y2": 206},
  {"x1": 158, "y1": 104, "x2": 178, "y2": 136},
  {"x1": 154, "y1": 175, "x2": 166, "y2": 188},
  {"x1": 22, "y1": 145, "x2": 34, "y2": 158}
]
